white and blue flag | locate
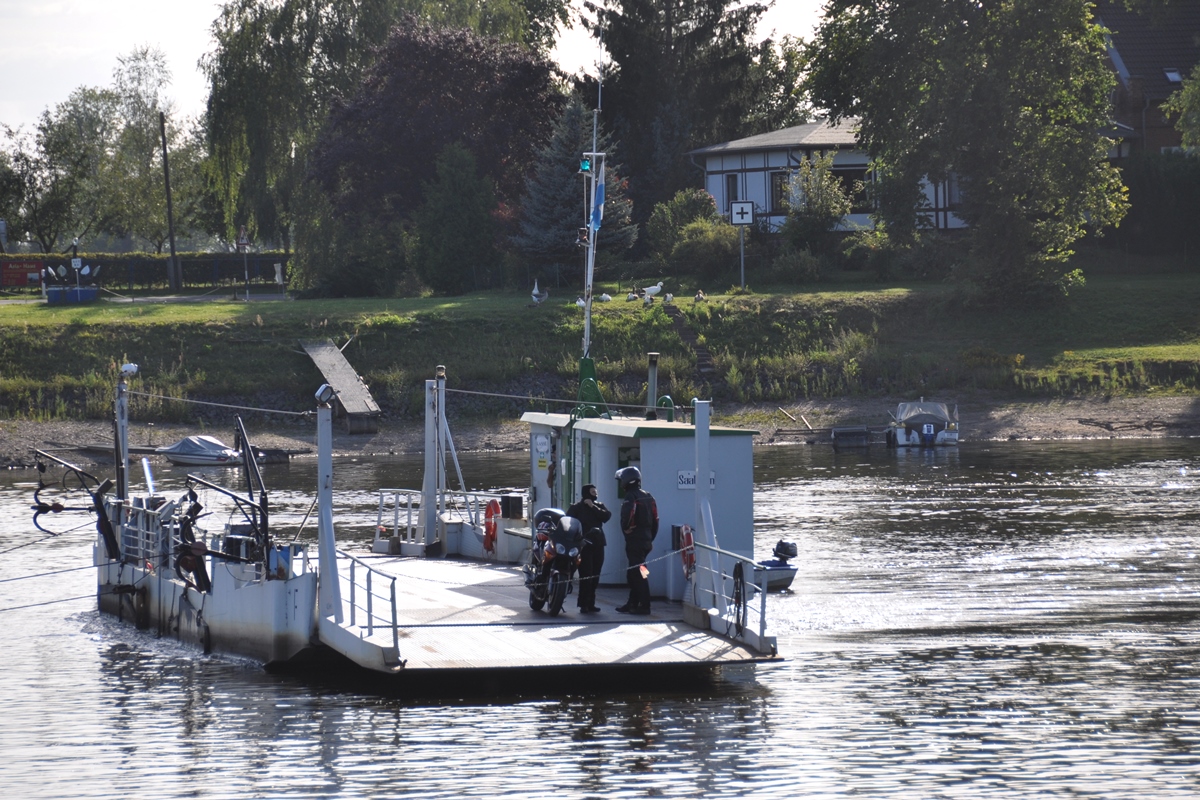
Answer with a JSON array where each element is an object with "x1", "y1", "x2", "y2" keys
[{"x1": 590, "y1": 162, "x2": 605, "y2": 231}]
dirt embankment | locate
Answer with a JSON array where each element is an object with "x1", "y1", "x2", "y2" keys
[{"x1": 5, "y1": 393, "x2": 1199, "y2": 470}]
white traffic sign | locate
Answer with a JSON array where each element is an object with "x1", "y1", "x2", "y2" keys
[{"x1": 730, "y1": 201, "x2": 755, "y2": 226}]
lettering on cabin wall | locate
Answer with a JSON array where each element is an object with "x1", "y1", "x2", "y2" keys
[{"x1": 677, "y1": 471, "x2": 716, "y2": 490}]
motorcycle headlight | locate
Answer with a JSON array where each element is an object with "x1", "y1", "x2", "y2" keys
[
  {"x1": 556, "y1": 542, "x2": 566, "y2": 554},
  {"x1": 569, "y1": 547, "x2": 579, "y2": 558}
]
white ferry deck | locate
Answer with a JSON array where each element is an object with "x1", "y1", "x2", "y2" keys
[{"x1": 326, "y1": 553, "x2": 771, "y2": 673}]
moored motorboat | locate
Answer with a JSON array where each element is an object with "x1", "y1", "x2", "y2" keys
[
  {"x1": 754, "y1": 540, "x2": 798, "y2": 591},
  {"x1": 156, "y1": 435, "x2": 242, "y2": 466},
  {"x1": 886, "y1": 398, "x2": 959, "y2": 447}
]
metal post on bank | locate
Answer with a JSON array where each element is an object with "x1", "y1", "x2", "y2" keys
[{"x1": 730, "y1": 201, "x2": 754, "y2": 290}]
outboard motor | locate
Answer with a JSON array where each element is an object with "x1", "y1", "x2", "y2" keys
[{"x1": 772, "y1": 540, "x2": 798, "y2": 563}]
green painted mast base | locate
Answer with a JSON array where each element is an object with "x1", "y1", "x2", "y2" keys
[{"x1": 575, "y1": 357, "x2": 610, "y2": 419}]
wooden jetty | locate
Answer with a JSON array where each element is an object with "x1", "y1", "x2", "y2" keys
[{"x1": 300, "y1": 338, "x2": 381, "y2": 433}]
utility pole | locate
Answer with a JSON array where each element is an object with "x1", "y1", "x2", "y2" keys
[{"x1": 159, "y1": 112, "x2": 180, "y2": 292}]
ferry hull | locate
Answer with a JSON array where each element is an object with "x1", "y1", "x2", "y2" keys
[{"x1": 96, "y1": 550, "x2": 318, "y2": 665}]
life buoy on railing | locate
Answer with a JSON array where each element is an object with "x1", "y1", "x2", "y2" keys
[
  {"x1": 483, "y1": 499, "x2": 501, "y2": 553},
  {"x1": 680, "y1": 524, "x2": 696, "y2": 578}
]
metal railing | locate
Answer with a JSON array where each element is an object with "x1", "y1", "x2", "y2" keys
[
  {"x1": 117, "y1": 500, "x2": 176, "y2": 567},
  {"x1": 689, "y1": 541, "x2": 773, "y2": 653},
  {"x1": 375, "y1": 489, "x2": 423, "y2": 548},
  {"x1": 375, "y1": 488, "x2": 511, "y2": 549},
  {"x1": 337, "y1": 549, "x2": 400, "y2": 655}
]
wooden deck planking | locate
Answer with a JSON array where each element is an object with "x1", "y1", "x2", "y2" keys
[{"x1": 336, "y1": 554, "x2": 767, "y2": 670}]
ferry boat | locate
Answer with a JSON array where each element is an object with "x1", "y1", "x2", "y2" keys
[{"x1": 31, "y1": 355, "x2": 780, "y2": 686}]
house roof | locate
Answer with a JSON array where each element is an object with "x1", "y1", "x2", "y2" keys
[
  {"x1": 1095, "y1": 0, "x2": 1200, "y2": 100},
  {"x1": 688, "y1": 118, "x2": 860, "y2": 156}
]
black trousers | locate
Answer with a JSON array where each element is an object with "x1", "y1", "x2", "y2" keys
[
  {"x1": 624, "y1": 542, "x2": 651, "y2": 609},
  {"x1": 577, "y1": 539, "x2": 604, "y2": 609}
]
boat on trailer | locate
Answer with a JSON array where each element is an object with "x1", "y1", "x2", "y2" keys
[{"x1": 156, "y1": 434, "x2": 243, "y2": 466}]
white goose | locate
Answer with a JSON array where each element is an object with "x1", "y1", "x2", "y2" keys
[{"x1": 531, "y1": 280, "x2": 548, "y2": 305}]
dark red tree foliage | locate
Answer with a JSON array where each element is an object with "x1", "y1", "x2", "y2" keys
[{"x1": 310, "y1": 15, "x2": 562, "y2": 223}]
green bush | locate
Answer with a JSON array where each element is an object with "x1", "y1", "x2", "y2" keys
[
  {"x1": 646, "y1": 189, "x2": 720, "y2": 262},
  {"x1": 765, "y1": 246, "x2": 822, "y2": 284},
  {"x1": 669, "y1": 218, "x2": 738, "y2": 281}
]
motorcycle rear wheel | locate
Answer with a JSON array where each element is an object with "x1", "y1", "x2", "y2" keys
[{"x1": 547, "y1": 573, "x2": 567, "y2": 616}]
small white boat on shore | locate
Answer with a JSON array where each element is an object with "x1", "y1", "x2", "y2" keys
[
  {"x1": 156, "y1": 435, "x2": 242, "y2": 466},
  {"x1": 887, "y1": 399, "x2": 959, "y2": 447}
]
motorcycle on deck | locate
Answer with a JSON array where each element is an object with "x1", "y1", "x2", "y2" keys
[{"x1": 524, "y1": 508, "x2": 584, "y2": 616}]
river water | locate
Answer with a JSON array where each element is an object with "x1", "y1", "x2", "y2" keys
[{"x1": 1, "y1": 439, "x2": 1198, "y2": 798}]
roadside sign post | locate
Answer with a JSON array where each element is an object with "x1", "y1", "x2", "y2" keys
[
  {"x1": 237, "y1": 225, "x2": 250, "y2": 301},
  {"x1": 730, "y1": 201, "x2": 754, "y2": 289}
]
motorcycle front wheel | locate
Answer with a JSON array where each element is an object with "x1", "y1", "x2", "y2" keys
[
  {"x1": 547, "y1": 572, "x2": 567, "y2": 616},
  {"x1": 529, "y1": 585, "x2": 546, "y2": 611}
]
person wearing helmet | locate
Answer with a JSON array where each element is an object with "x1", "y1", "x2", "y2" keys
[
  {"x1": 567, "y1": 484, "x2": 612, "y2": 613},
  {"x1": 615, "y1": 466, "x2": 658, "y2": 614}
]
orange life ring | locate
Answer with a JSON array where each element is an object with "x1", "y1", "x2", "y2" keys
[
  {"x1": 680, "y1": 525, "x2": 696, "y2": 577},
  {"x1": 483, "y1": 499, "x2": 501, "y2": 553}
]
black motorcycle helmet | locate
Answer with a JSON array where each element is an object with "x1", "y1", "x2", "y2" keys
[
  {"x1": 615, "y1": 466, "x2": 641, "y2": 490},
  {"x1": 533, "y1": 507, "x2": 565, "y2": 536}
]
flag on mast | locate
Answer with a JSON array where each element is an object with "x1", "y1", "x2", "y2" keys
[{"x1": 590, "y1": 161, "x2": 605, "y2": 231}]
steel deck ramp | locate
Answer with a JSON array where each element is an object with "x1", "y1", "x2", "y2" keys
[
  {"x1": 300, "y1": 339, "x2": 381, "y2": 433},
  {"x1": 323, "y1": 555, "x2": 771, "y2": 674}
]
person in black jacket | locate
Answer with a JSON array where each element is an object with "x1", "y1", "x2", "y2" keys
[
  {"x1": 566, "y1": 483, "x2": 611, "y2": 613},
  {"x1": 615, "y1": 466, "x2": 658, "y2": 615}
]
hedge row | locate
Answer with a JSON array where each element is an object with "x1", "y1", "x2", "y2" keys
[{"x1": 0, "y1": 251, "x2": 292, "y2": 292}]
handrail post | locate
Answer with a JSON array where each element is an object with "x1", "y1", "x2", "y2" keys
[
  {"x1": 366, "y1": 570, "x2": 374, "y2": 636},
  {"x1": 349, "y1": 560, "x2": 356, "y2": 627},
  {"x1": 390, "y1": 578, "x2": 399, "y2": 654},
  {"x1": 759, "y1": 571, "x2": 768, "y2": 642}
]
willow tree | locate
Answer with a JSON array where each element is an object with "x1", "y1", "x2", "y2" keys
[{"x1": 203, "y1": 0, "x2": 568, "y2": 252}]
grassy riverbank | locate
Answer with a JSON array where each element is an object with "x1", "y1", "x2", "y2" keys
[{"x1": 0, "y1": 249, "x2": 1197, "y2": 425}]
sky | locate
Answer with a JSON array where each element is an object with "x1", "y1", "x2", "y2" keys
[{"x1": 0, "y1": 0, "x2": 823, "y2": 133}]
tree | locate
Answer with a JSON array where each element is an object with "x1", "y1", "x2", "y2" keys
[
  {"x1": 780, "y1": 151, "x2": 858, "y2": 256},
  {"x1": 644, "y1": 187, "x2": 718, "y2": 261},
  {"x1": 310, "y1": 16, "x2": 559, "y2": 225},
  {"x1": 105, "y1": 47, "x2": 179, "y2": 252},
  {"x1": 805, "y1": 0, "x2": 1128, "y2": 300},
  {"x1": 1164, "y1": 63, "x2": 1200, "y2": 149},
  {"x1": 582, "y1": 0, "x2": 771, "y2": 218},
  {"x1": 203, "y1": 0, "x2": 567, "y2": 253},
  {"x1": 414, "y1": 144, "x2": 497, "y2": 294},
  {"x1": 512, "y1": 95, "x2": 637, "y2": 275},
  {"x1": 740, "y1": 35, "x2": 812, "y2": 137},
  {"x1": 2, "y1": 87, "x2": 117, "y2": 253}
]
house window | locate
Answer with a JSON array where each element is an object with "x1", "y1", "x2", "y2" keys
[
  {"x1": 770, "y1": 172, "x2": 788, "y2": 213},
  {"x1": 725, "y1": 173, "x2": 739, "y2": 211},
  {"x1": 832, "y1": 167, "x2": 871, "y2": 213},
  {"x1": 1165, "y1": 68, "x2": 1183, "y2": 84},
  {"x1": 944, "y1": 173, "x2": 963, "y2": 210}
]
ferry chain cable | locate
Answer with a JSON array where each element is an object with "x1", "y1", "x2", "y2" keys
[
  {"x1": 0, "y1": 550, "x2": 168, "y2": 612},
  {"x1": 444, "y1": 387, "x2": 686, "y2": 416},
  {"x1": 0, "y1": 519, "x2": 97, "y2": 556},
  {"x1": 128, "y1": 390, "x2": 311, "y2": 417}
]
